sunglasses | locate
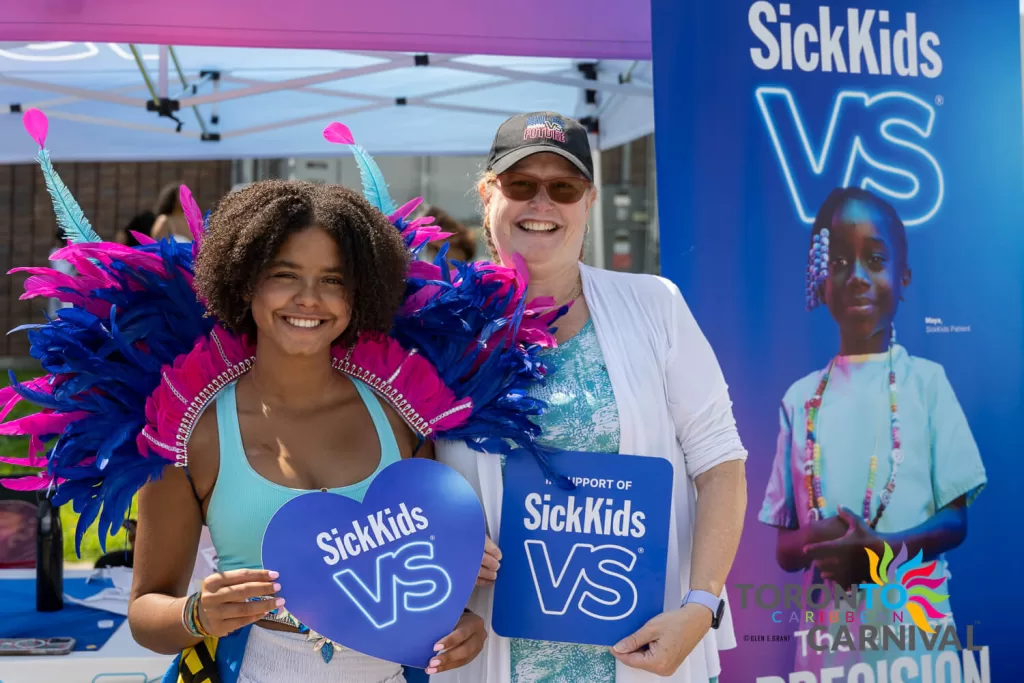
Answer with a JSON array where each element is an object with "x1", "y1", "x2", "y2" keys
[{"x1": 495, "y1": 172, "x2": 590, "y2": 204}]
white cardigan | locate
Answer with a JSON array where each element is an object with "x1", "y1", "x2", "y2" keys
[{"x1": 433, "y1": 264, "x2": 748, "y2": 683}]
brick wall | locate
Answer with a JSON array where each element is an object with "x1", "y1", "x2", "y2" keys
[{"x1": 0, "y1": 160, "x2": 233, "y2": 359}]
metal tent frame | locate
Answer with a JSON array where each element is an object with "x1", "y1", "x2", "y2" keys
[{"x1": 0, "y1": 43, "x2": 652, "y2": 158}]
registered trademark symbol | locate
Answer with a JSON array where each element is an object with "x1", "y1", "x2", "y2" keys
[
  {"x1": 935, "y1": 95, "x2": 944, "y2": 106},
  {"x1": 638, "y1": 547, "x2": 644, "y2": 554},
  {"x1": 430, "y1": 535, "x2": 435, "y2": 541}
]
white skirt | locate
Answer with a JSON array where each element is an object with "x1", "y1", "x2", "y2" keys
[{"x1": 238, "y1": 626, "x2": 405, "y2": 683}]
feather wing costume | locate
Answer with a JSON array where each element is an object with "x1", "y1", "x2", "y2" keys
[{"x1": 0, "y1": 110, "x2": 567, "y2": 558}]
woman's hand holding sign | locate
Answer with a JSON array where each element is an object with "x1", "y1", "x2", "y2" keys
[
  {"x1": 611, "y1": 603, "x2": 713, "y2": 676},
  {"x1": 476, "y1": 535, "x2": 502, "y2": 587},
  {"x1": 196, "y1": 568, "x2": 284, "y2": 637},
  {"x1": 424, "y1": 610, "x2": 487, "y2": 675}
]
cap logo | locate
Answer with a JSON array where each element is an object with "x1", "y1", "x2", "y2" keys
[{"x1": 523, "y1": 115, "x2": 566, "y2": 143}]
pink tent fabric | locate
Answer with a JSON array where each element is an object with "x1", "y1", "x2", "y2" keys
[{"x1": 0, "y1": 0, "x2": 651, "y2": 59}]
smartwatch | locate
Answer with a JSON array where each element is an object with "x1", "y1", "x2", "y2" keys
[{"x1": 682, "y1": 589, "x2": 725, "y2": 629}]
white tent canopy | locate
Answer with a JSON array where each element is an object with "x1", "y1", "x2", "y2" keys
[{"x1": 0, "y1": 43, "x2": 654, "y2": 163}]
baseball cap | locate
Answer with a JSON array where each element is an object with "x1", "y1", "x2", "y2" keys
[{"x1": 486, "y1": 112, "x2": 594, "y2": 181}]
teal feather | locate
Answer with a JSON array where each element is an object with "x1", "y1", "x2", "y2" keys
[
  {"x1": 349, "y1": 144, "x2": 397, "y2": 216},
  {"x1": 37, "y1": 148, "x2": 101, "y2": 244}
]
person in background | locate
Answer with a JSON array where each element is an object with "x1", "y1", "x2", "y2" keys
[
  {"x1": 117, "y1": 211, "x2": 156, "y2": 247},
  {"x1": 433, "y1": 111, "x2": 748, "y2": 683},
  {"x1": 420, "y1": 205, "x2": 478, "y2": 264},
  {"x1": 151, "y1": 183, "x2": 193, "y2": 243}
]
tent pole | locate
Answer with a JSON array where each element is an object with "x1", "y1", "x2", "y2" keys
[
  {"x1": 158, "y1": 46, "x2": 169, "y2": 98},
  {"x1": 179, "y1": 58, "x2": 451, "y2": 107},
  {"x1": 434, "y1": 60, "x2": 652, "y2": 96},
  {"x1": 168, "y1": 46, "x2": 209, "y2": 136},
  {"x1": 40, "y1": 110, "x2": 203, "y2": 138},
  {"x1": 12, "y1": 84, "x2": 149, "y2": 112},
  {"x1": 589, "y1": 132, "x2": 606, "y2": 270},
  {"x1": 219, "y1": 102, "x2": 389, "y2": 139},
  {"x1": 0, "y1": 75, "x2": 146, "y2": 107},
  {"x1": 129, "y1": 45, "x2": 159, "y2": 104}
]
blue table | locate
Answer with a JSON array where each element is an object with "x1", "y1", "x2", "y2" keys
[{"x1": 0, "y1": 569, "x2": 173, "y2": 683}]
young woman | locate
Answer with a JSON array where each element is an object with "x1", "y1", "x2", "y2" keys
[
  {"x1": 0, "y1": 111, "x2": 561, "y2": 683},
  {"x1": 127, "y1": 180, "x2": 490, "y2": 681},
  {"x1": 759, "y1": 187, "x2": 987, "y2": 673}
]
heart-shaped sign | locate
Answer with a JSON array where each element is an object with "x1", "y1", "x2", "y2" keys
[{"x1": 262, "y1": 458, "x2": 485, "y2": 667}]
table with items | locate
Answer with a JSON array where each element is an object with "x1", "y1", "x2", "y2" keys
[{"x1": 0, "y1": 568, "x2": 173, "y2": 683}]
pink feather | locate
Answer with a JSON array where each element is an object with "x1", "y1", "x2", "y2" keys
[
  {"x1": 28, "y1": 434, "x2": 46, "y2": 459},
  {"x1": 179, "y1": 185, "x2": 205, "y2": 248},
  {"x1": 323, "y1": 122, "x2": 355, "y2": 145},
  {"x1": 390, "y1": 198, "x2": 423, "y2": 222},
  {"x1": 1, "y1": 474, "x2": 53, "y2": 491},
  {"x1": 407, "y1": 261, "x2": 442, "y2": 280},
  {"x1": 23, "y1": 108, "x2": 48, "y2": 149},
  {"x1": 131, "y1": 231, "x2": 157, "y2": 245},
  {"x1": 0, "y1": 453, "x2": 48, "y2": 468},
  {"x1": 0, "y1": 410, "x2": 88, "y2": 437},
  {"x1": 0, "y1": 376, "x2": 54, "y2": 423}
]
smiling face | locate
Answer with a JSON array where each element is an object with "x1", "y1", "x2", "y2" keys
[
  {"x1": 823, "y1": 198, "x2": 911, "y2": 350},
  {"x1": 249, "y1": 226, "x2": 352, "y2": 357},
  {"x1": 483, "y1": 152, "x2": 595, "y2": 275}
]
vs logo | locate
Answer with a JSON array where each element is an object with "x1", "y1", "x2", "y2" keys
[
  {"x1": 524, "y1": 540, "x2": 638, "y2": 621},
  {"x1": 755, "y1": 87, "x2": 944, "y2": 227},
  {"x1": 333, "y1": 541, "x2": 452, "y2": 629}
]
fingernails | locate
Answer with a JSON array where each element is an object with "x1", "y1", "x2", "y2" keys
[
  {"x1": 273, "y1": 583, "x2": 281, "y2": 592},
  {"x1": 268, "y1": 571, "x2": 280, "y2": 579},
  {"x1": 429, "y1": 658, "x2": 440, "y2": 667},
  {"x1": 275, "y1": 598, "x2": 285, "y2": 607},
  {"x1": 425, "y1": 668, "x2": 437, "y2": 675},
  {"x1": 433, "y1": 643, "x2": 444, "y2": 652},
  {"x1": 613, "y1": 640, "x2": 628, "y2": 653}
]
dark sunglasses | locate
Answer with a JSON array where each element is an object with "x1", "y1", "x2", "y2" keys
[{"x1": 495, "y1": 172, "x2": 590, "y2": 204}]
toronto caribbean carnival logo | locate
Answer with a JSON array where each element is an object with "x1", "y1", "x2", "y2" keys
[{"x1": 736, "y1": 543, "x2": 985, "y2": 655}]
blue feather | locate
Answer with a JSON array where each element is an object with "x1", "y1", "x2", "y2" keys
[
  {"x1": 349, "y1": 143, "x2": 397, "y2": 216},
  {"x1": 37, "y1": 148, "x2": 102, "y2": 244}
]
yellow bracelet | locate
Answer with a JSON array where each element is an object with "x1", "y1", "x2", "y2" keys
[{"x1": 190, "y1": 593, "x2": 213, "y2": 638}]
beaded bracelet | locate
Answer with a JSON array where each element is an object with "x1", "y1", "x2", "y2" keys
[{"x1": 181, "y1": 592, "x2": 212, "y2": 639}]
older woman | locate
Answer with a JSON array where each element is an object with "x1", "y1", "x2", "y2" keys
[{"x1": 433, "y1": 112, "x2": 748, "y2": 683}]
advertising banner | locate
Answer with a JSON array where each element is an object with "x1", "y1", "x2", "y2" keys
[{"x1": 651, "y1": 2, "x2": 1024, "y2": 681}]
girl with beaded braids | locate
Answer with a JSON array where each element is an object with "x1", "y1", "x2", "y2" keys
[{"x1": 759, "y1": 187, "x2": 987, "y2": 673}]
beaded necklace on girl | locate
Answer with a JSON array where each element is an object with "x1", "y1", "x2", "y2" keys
[{"x1": 805, "y1": 227, "x2": 902, "y2": 528}]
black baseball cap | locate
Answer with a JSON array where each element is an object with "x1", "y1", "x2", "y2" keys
[{"x1": 486, "y1": 112, "x2": 594, "y2": 181}]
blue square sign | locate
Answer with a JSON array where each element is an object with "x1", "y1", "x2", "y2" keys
[{"x1": 492, "y1": 451, "x2": 673, "y2": 646}]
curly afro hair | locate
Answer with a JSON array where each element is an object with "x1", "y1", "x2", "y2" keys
[{"x1": 193, "y1": 179, "x2": 409, "y2": 347}]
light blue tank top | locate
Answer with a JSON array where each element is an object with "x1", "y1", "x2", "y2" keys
[{"x1": 206, "y1": 377, "x2": 402, "y2": 573}]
